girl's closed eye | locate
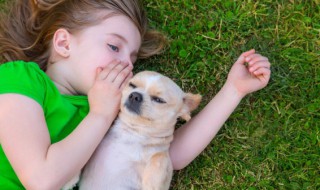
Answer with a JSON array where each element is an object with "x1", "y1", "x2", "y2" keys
[{"x1": 107, "y1": 44, "x2": 119, "y2": 52}]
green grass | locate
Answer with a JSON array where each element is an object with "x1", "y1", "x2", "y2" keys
[
  {"x1": 141, "y1": 1, "x2": 320, "y2": 189},
  {"x1": 1, "y1": 0, "x2": 319, "y2": 189}
]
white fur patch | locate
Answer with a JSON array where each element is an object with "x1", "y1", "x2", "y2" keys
[{"x1": 145, "y1": 75, "x2": 161, "y2": 90}]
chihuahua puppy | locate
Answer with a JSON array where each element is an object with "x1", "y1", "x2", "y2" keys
[{"x1": 63, "y1": 71, "x2": 201, "y2": 190}]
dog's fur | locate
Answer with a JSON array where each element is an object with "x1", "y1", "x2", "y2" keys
[{"x1": 63, "y1": 71, "x2": 201, "y2": 190}]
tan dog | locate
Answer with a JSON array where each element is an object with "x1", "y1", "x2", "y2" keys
[{"x1": 64, "y1": 71, "x2": 201, "y2": 190}]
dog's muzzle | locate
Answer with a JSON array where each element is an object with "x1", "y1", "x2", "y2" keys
[{"x1": 125, "y1": 92, "x2": 143, "y2": 115}]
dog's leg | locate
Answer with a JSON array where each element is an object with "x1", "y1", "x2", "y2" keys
[{"x1": 142, "y1": 152, "x2": 172, "y2": 190}]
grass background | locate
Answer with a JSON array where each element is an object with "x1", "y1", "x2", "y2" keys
[
  {"x1": 1, "y1": 0, "x2": 319, "y2": 189},
  {"x1": 139, "y1": 1, "x2": 319, "y2": 190}
]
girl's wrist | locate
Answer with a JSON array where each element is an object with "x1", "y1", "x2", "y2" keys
[
  {"x1": 86, "y1": 111, "x2": 115, "y2": 127},
  {"x1": 221, "y1": 82, "x2": 246, "y2": 101}
]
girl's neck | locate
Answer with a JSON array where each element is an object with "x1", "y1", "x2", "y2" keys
[
  {"x1": 52, "y1": 81, "x2": 76, "y2": 95},
  {"x1": 46, "y1": 63, "x2": 77, "y2": 95}
]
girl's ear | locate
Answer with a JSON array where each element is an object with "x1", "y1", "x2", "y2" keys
[{"x1": 53, "y1": 28, "x2": 71, "y2": 58}]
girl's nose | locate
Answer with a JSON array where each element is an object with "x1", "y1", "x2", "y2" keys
[{"x1": 121, "y1": 56, "x2": 133, "y2": 67}]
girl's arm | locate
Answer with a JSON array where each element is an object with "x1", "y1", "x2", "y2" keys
[
  {"x1": 0, "y1": 62, "x2": 132, "y2": 190},
  {"x1": 170, "y1": 82, "x2": 243, "y2": 170},
  {"x1": 0, "y1": 95, "x2": 111, "y2": 190},
  {"x1": 170, "y1": 49, "x2": 271, "y2": 170}
]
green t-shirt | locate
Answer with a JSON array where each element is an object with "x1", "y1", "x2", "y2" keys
[{"x1": 0, "y1": 61, "x2": 90, "y2": 189}]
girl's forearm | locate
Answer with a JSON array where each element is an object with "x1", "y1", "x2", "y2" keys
[
  {"x1": 169, "y1": 83, "x2": 244, "y2": 170},
  {"x1": 38, "y1": 112, "x2": 114, "y2": 189}
]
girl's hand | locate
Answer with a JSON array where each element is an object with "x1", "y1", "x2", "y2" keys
[
  {"x1": 88, "y1": 60, "x2": 133, "y2": 120},
  {"x1": 226, "y1": 49, "x2": 271, "y2": 97}
]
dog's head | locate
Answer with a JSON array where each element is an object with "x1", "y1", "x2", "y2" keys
[{"x1": 119, "y1": 71, "x2": 201, "y2": 135}]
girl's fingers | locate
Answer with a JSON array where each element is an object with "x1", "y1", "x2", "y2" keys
[
  {"x1": 94, "y1": 60, "x2": 133, "y2": 89},
  {"x1": 242, "y1": 49, "x2": 255, "y2": 57},
  {"x1": 95, "y1": 67, "x2": 103, "y2": 80},
  {"x1": 112, "y1": 64, "x2": 133, "y2": 88},
  {"x1": 252, "y1": 67, "x2": 271, "y2": 83},
  {"x1": 245, "y1": 53, "x2": 262, "y2": 61},
  {"x1": 97, "y1": 60, "x2": 121, "y2": 80},
  {"x1": 235, "y1": 49, "x2": 255, "y2": 65},
  {"x1": 247, "y1": 55, "x2": 269, "y2": 66},
  {"x1": 248, "y1": 60, "x2": 271, "y2": 73},
  {"x1": 119, "y1": 72, "x2": 133, "y2": 91},
  {"x1": 105, "y1": 62, "x2": 130, "y2": 82}
]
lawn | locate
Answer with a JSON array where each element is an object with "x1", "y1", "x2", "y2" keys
[
  {"x1": 1, "y1": 0, "x2": 319, "y2": 190},
  {"x1": 140, "y1": 1, "x2": 319, "y2": 189}
]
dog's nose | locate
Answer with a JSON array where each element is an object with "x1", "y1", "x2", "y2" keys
[
  {"x1": 129, "y1": 92, "x2": 143, "y2": 103},
  {"x1": 125, "y1": 92, "x2": 143, "y2": 115}
]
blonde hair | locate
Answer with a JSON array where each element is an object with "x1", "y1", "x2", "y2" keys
[{"x1": 0, "y1": 0, "x2": 166, "y2": 70}]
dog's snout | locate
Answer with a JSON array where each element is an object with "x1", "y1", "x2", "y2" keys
[
  {"x1": 125, "y1": 92, "x2": 143, "y2": 115},
  {"x1": 129, "y1": 92, "x2": 143, "y2": 103}
]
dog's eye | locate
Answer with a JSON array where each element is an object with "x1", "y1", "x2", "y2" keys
[
  {"x1": 129, "y1": 82, "x2": 137, "y2": 88},
  {"x1": 151, "y1": 96, "x2": 166, "y2": 104}
]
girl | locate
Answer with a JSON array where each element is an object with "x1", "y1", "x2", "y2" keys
[{"x1": 0, "y1": 0, "x2": 271, "y2": 189}]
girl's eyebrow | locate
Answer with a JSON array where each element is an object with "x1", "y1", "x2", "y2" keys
[{"x1": 108, "y1": 33, "x2": 128, "y2": 43}]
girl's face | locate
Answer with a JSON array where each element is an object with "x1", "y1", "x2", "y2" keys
[{"x1": 62, "y1": 14, "x2": 141, "y2": 95}]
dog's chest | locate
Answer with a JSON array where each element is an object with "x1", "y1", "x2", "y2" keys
[
  {"x1": 79, "y1": 119, "x2": 173, "y2": 189},
  {"x1": 101, "y1": 119, "x2": 167, "y2": 162},
  {"x1": 101, "y1": 126, "x2": 143, "y2": 162}
]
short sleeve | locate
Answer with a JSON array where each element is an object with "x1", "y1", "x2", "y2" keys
[{"x1": 0, "y1": 61, "x2": 47, "y2": 107}]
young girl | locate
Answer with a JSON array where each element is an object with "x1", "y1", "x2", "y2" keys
[{"x1": 0, "y1": 0, "x2": 271, "y2": 189}]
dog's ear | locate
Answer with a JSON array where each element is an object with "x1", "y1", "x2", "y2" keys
[{"x1": 179, "y1": 93, "x2": 202, "y2": 121}]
